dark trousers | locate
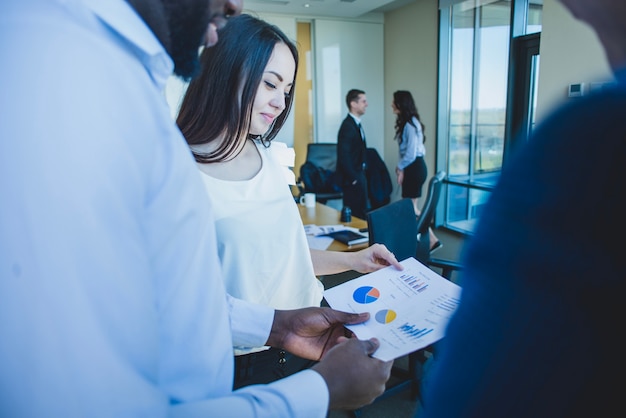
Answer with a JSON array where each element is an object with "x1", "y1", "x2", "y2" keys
[
  {"x1": 233, "y1": 347, "x2": 318, "y2": 389},
  {"x1": 342, "y1": 170, "x2": 369, "y2": 219}
]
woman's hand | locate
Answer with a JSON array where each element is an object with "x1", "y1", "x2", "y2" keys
[
  {"x1": 395, "y1": 167, "x2": 404, "y2": 185},
  {"x1": 349, "y1": 243, "x2": 403, "y2": 273}
]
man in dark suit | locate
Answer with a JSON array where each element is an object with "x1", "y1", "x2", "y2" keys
[
  {"x1": 419, "y1": 0, "x2": 626, "y2": 416},
  {"x1": 336, "y1": 89, "x2": 369, "y2": 219}
]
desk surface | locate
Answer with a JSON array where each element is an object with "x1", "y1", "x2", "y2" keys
[{"x1": 298, "y1": 202, "x2": 368, "y2": 252}]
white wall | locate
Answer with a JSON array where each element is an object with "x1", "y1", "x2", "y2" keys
[
  {"x1": 535, "y1": 1, "x2": 613, "y2": 122},
  {"x1": 312, "y1": 19, "x2": 385, "y2": 154},
  {"x1": 383, "y1": 0, "x2": 439, "y2": 199}
]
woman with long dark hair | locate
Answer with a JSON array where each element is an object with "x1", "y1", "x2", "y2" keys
[
  {"x1": 177, "y1": 14, "x2": 401, "y2": 389},
  {"x1": 392, "y1": 90, "x2": 440, "y2": 251}
]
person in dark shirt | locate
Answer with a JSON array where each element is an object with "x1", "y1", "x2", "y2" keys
[{"x1": 420, "y1": 0, "x2": 626, "y2": 416}]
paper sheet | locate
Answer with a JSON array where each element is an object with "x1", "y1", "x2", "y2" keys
[
  {"x1": 323, "y1": 257, "x2": 462, "y2": 361},
  {"x1": 304, "y1": 224, "x2": 348, "y2": 236},
  {"x1": 304, "y1": 224, "x2": 367, "y2": 250},
  {"x1": 306, "y1": 235, "x2": 335, "y2": 250}
]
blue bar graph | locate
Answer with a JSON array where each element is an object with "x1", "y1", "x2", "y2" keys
[
  {"x1": 398, "y1": 323, "x2": 434, "y2": 339},
  {"x1": 399, "y1": 273, "x2": 428, "y2": 293}
]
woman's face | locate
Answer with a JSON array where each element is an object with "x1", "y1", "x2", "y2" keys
[
  {"x1": 391, "y1": 100, "x2": 399, "y2": 114},
  {"x1": 249, "y1": 42, "x2": 296, "y2": 136}
]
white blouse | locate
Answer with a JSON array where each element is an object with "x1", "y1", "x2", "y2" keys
[{"x1": 199, "y1": 140, "x2": 324, "y2": 355}]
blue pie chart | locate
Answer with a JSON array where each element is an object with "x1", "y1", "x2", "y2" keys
[{"x1": 353, "y1": 286, "x2": 380, "y2": 304}]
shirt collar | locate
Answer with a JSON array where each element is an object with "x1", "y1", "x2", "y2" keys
[
  {"x1": 81, "y1": 0, "x2": 174, "y2": 90},
  {"x1": 349, "y1": 113, "x2": 361, "y2": 125}
]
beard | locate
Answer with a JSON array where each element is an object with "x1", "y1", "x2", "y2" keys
[{"x1": 163, "y1": 0, "x2": 211, "y2": 81}]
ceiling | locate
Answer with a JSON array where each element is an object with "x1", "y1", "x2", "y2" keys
[{"x1": 243, "y1": 0, "x2": 417, "y2": 19}]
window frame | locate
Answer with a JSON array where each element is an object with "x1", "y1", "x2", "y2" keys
[{"x1": 435, "y1": 0, "x2": 542, "y2": 235}]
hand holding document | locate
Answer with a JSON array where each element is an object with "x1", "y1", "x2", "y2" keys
[{"x1": 323, "y1": 257, "x2": 462, "y2": 361}]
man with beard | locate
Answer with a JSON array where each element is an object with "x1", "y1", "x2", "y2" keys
[
  {"x1": 0, "y1": 0, "x2": 392, "y2": 416},
  {"x1": 419, "y1": 0, "x2": 626, "y2": 416}
]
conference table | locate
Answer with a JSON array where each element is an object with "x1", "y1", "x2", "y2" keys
[{"x1": 298, "y1": 202, "x2": 368, "y2": 252}]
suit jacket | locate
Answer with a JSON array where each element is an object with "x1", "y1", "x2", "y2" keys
[
  {"x1": 365, "y1": 148, "x2": 392, "y2": 210},
  {"x1": 336, "y1": 115, "x2": 367, "y2": 186}
]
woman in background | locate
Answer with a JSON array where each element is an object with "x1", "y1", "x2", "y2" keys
[
  {"x1": 176, "y1": 14, "x2": 401, "y2": 389},
  {"x1": 392, "y1": 90, "x2": 440, "y2": 251}
]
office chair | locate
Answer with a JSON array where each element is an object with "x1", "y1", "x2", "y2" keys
[
  {"x1": 416, "y1": 171, "x2": 463, "y2": 280},
  {"x1": 365, "y1": 198, "x2": 423, "y2": 402},
  {"x1": 364, "y1": 172, "x2": 462, "y2": 402},
  {"x1": 367, "y1": 198, "x2": 418, "y2": 262},
  {"x1": 296, "y1": 143, "x2": 343, "y2": 204}
]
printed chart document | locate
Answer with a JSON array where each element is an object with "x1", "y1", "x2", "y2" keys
[{"x1": 324, "y1": 257, "x2": 462, "y2": 361}]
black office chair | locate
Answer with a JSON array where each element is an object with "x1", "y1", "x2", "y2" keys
[
  {"x1": 367, "y1": 198, "x2": 418, "y2": 262},
  {"x1": 296, "y1": 143, "x2": 343, "y2": 204},
  {"x1": 416, "y1": 171, "x2": 463, "y2": 280},
  {"x1": 365, "y1": 172, "x2": 462, "y2": 402},
  {"x1": 367, "y1": 171, "x2": 462, "y2": 282}
]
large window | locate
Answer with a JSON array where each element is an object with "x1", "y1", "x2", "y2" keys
[{"x1": 436, "y1": 0, "x2": 542, "y2": 234}]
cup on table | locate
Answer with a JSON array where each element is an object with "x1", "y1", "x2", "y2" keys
[{"x1": 300, "y1": 192, "x2": 316, "y2": 208}]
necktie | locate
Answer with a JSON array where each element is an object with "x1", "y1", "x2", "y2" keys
[
  {"x1": 358, "y1": 123, "x2": 366, "y2": 143},
  {"x1": 358, "y1": 122, "x2": 367, "y2": 171}
]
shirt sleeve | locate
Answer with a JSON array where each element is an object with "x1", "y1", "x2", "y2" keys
[
  {"x1": 397, "y1": 121, "x2": 419, "y2": 170},
  {"x1": 171, "y1": 370, "x2": 329, "y2": 418},
  {"x1": 228, "y1": 294, "x2": 275, "y2": 348}
]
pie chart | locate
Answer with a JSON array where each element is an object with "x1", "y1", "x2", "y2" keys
[
  {"x1": 375, "y1": 309, "x2": 397, "y2": 324},
  {"x1": 353, "y1": 286, "x2": 380, "y2": 304}
]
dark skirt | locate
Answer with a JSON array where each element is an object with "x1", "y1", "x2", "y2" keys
[{"x1": 402, "y1": 156, "x2": 427, "y2": 198}]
